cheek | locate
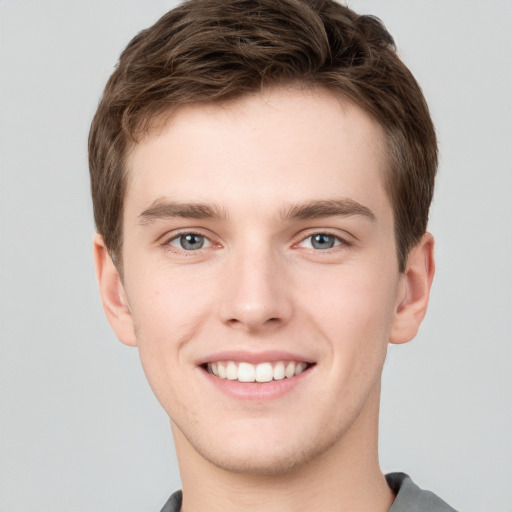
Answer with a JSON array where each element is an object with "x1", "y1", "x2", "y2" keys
[
  {"x1": 125, "y1": 271, "x2": 213, "y2": 416},
  {"x1": 297, "y1": 262, "x2": 399, "y2": 361},
  {"x1": 124, "y1": 267, "x2": 215, "y2": 373},
  {"x1": 127, "y1": 261, "x2": 211, "y2": 329}
]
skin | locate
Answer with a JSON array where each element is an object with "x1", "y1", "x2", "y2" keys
[{"x1": 95, "y1": 86, "x2": 434, "y2": 512}]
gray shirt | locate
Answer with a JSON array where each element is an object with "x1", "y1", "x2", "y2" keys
[{"x1": 160, "y1": 472, "x2": 458, "y2": 512}]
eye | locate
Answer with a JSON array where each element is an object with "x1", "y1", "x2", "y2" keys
[
  {"x1": 299, "y1": 233, "x2": 343, "y2": 250},
  {"x1": 168, "y1": 233, "x2": 212, "y2": 251}
]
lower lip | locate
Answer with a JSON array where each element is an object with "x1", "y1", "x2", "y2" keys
[{"x1": 199, "y1": 366, "x2": 314, "y2": 401}]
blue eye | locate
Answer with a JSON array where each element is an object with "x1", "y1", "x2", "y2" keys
[
  {"x1": 300, "y1": 233, "x2": 342, "y2": 250},
  {"x1": 311, "y1": 234, "x2": 336, "y2": 249},
  {"x1": 169, "y1": 233, "x2": 211, "y2": 251}
]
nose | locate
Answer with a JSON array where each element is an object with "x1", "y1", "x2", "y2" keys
[{"x1": 218, "y1": 245, "x2": 293, "y2": 333}]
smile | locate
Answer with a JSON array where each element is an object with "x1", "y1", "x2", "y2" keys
[{"x1": 206, "y1": 361, "x2": 310, "y2": 383}]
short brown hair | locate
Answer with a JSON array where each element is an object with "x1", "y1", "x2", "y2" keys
[{"x1": 89, "y1": 0, "x2": 437, "y2": 271}]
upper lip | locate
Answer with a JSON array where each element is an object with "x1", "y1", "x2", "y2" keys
[{"x1": 197, "y1": 350, "x2": 316, "y2": 366}]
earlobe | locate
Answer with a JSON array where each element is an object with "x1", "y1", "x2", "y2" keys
[
  {"x1": 389, "y1": 233, "x2": 435, "y2": 345},
  {"x1": 93, "y1": 234, "x2": 137, "y2": 347}
]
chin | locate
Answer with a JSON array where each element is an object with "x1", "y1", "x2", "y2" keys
[
  {"x1": 178, "y1": 420, "x2": 343, "y2": 477},
  {"x1": 202, "y1": 445, "x2": 320, "y2": 476}
]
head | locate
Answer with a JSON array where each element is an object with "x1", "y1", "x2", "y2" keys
[
  {"x1": 89, "y1": 0, "x2": 437, "y2": 274},
  {"x1": 89, "y1": 0, "x2": 436, "y2": 477}
]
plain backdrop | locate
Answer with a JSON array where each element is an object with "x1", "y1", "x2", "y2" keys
[{"x1": 0, "y1": 1, "x2": 511, "y2": 511}]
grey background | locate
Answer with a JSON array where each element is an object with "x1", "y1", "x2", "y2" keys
[{"x1": 0, "y1": 1, "x2": 510, "y2": 511}]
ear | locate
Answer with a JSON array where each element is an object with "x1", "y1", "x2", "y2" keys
[
  {"x1": 93, "y1": 234, "x2": 137, "y2": 346},
  {"x1": 389, "y1": 233, "x2": 435, "y2": 344}
]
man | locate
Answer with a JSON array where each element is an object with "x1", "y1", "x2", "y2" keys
[{"x1": 89, "y1": 0, "x2": 457, "y2": 510}]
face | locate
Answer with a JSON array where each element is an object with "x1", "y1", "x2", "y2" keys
[{"x1": 106, "y1": 87, "x2": 410, "y2": 474}]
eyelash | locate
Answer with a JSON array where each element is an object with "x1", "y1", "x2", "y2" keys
[
  {"x1": 161, "y1": 230, "x2": 351, "y2": 254},
  {"x1": 162, "y1": 231, "x2": 215, "y2": 254},
  {"x1": 296, "y1": 232, "x2": 350, "y2": 251}
]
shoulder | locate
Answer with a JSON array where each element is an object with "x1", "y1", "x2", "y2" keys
[
  {"x1": 159, "y1": 474, "x2": 457, "y2": 512},
  {"x1": 159, "y1": 490, "x2": 182, "y2": 512},
  {"x1": 386, "y1": 473, "x2": 458, "y2": 512}
]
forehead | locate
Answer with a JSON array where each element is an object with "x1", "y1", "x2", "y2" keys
[{"x1": 125, "y1": 87, "x2": 391, "y2": 220}]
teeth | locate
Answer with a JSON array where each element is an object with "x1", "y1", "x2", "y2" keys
[
  {"x1": 295, "y1": 362, "x2": 307, "y2": 375},
  {"x1": 255, "y1": 362, "x2": 273, "y2": 383},
  {"x1": 285, "y1": 362, "x2": 296, "y2": 378},
  {"x1": 238, "y1": 362, "x2": 255, "y2": 382},
  {"x1": 273, "y1": 362, "x2": 285, "y2": 380},
  {"x1": 217, "y1": 362, "x2": 227, "y2": 379},
  {"x1": 226, "y1": 361, "x2": 238, "y2": 380},
  {"x1": 206, "y1": 360, "x2": 309, "y2": 383}
]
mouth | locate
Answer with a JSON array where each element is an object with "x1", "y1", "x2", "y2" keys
[{"x1": 203, "y1": 360, "x2": 313, "y2": 383}]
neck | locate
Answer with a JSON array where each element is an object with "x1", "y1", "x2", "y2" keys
[{"x1": 172, "y1": 385, "x2": 394, "y2": 512}]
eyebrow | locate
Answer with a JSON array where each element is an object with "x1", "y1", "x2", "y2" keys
[
  {"x1": 138, "y1": 197, "x2": 376, "y2": 225},
  {"x1": 282, "y1": 198, "x2": 376, "y2": 222},
  {"x1": 138, "y1": 199, "x2": 227, "y2": 225}
]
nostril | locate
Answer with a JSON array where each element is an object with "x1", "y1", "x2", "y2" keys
[{"x1": 225, "y1": 315, "x2": 282, "y2": 331}]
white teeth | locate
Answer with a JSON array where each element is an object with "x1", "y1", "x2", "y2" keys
[
  {"x1": 273, "y1": 361, "x2": 285, "y2": 380},
  {"x1": 217, "y1": 362, "x2": 227, "y2": 379},
  {"x1": 255, "y1": 362, "x2": 273, "y2": 383},
  {"x1": 206, "y1": 360, "x2": 309, "y2": 382},
  {"x1": 295, "y1": 362, "x2": 307, "y2": 375},
  {"x1": 238, "y1": 362, "x2": 256, "y2": 382},
  {"x1": 226, "y1": 361, "x2": 238, "y2": 380},
  {"x1": 285, "y1": 362, "x2": 296, "y2": 378}
]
